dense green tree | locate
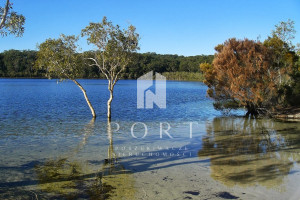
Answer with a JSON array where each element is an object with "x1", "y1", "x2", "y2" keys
[{"x1": 263, "y1": 20, "x2": 300, "y2": 106}]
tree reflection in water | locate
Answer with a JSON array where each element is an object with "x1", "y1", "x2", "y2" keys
[
  {"x1": 34, "y1": 120, "x2": 135, "y2": 199},
  {"x1": 198, "y1": 117, "x2": 300, "y2": 188}
]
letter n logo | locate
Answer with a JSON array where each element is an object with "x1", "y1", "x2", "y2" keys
[{"x1": 137, "y1": 71, "x2": 166, "y2": 109}]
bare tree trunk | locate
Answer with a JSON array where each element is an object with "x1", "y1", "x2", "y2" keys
[
  {"x1": 72, "y1": 79, "x2": 96, "y2": 118},
  {"x1": 278, "y1": 69, "x2": 282, "y2": 84},
  {"x1": 107, "y1": 89, "x2": 113, "y2": 122},
  {"x1": 245, "y1": 104, "x2": 258, "y2": 118},
  {"x1": 106, "y1": 121, "x2": 116, "y2": 164}
]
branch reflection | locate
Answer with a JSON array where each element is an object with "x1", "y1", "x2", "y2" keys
[
  {"x1": 198, "y1": 117, "x2": 300, "y2": 188},
  {"x1": 34, "y1": 120, "x2": 135, "y2": 199}
]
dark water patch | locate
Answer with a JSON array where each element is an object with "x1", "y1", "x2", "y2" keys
[
  {"x1": 216, "y1": 192, "x2": 239, "y2": 199},
  {"x1": 184, "y1": 191, "x2": 200, "y2": 195}
]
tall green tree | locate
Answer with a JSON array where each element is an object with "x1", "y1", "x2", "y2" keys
[
  {"x1": 264, "y1": 20, "x2": 300, "y2": 106},
  {"x1": 263, "y1": 19, "x2": 296, "y2": 85},
  {"x1": 81, "y1": 16, "x2": 139, "y2": 121},
  {"x1": 0, "y1": 0, "x2": 25, "y2": 37},
  {"x1": 36, "y1": 34, "x2": 96, "y2": 118}
]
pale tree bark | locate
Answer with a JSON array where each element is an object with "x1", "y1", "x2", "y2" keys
[
  {"x1": 107, "y1": 89, "x2": 113, "y2": 121},
  {"x1": 106, "y1": 73, "x2": 120, "y2": 121},
  {"x1": 0, "y1": 0, "x2": 9, "y2": 29},
  {"x1": 107, "y1": 79, "x2": 115, "y2": 122},
  {"x1": 106, "y1": 121, "x2": 117, "y2": 165},
  {"x1": 72, "y1": 79, "x2": 96, "y2": 118},
  {"x1": 87, "y1": 58, "x2": 122, "y2": 121}
]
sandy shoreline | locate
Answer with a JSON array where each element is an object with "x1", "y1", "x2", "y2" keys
[{"x1": 130, "y1": 156, "x2": 300, "y2": 200}]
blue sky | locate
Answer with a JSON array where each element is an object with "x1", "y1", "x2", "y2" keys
[{"x1": 1, "y1": 0, "x2": 299, "y2": 56}]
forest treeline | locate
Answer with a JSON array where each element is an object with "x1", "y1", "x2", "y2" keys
[{"x1": 0, "y1": 50, "x2": 213, "y2": 80}]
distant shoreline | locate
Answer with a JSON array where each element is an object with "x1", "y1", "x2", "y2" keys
[
  {"x1": 0, "y1": 72, "x2": 205, "y2": 82},
  {"x1": 0, "y1": 77, "x2": 204, "y2": 83}
]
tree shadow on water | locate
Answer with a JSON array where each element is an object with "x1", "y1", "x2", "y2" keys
[
  {"x1": 1, "y1": 117, "x2": 300, "y2": 198},
  {"x1": 197, "y1": 117, "x2": 300, "y2": 188},
  {"x1": 0, "y1": 119, "x2": 135, "y2": 199}
]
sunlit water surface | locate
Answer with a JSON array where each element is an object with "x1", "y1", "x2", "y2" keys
[{"x1": 0, "y1": 79, "x2": 300, "y2": 199}]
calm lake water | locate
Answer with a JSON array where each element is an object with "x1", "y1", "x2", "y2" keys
[{"x1": 0, "y1": 79, "x2": 300, "y2": 199}]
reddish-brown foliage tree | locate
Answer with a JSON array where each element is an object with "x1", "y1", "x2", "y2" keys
[{"x1": 204, "y1": 38, "x2": 280, "y2": 116}]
